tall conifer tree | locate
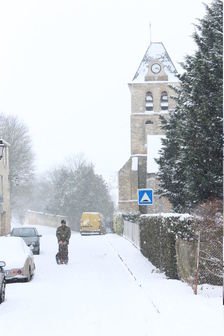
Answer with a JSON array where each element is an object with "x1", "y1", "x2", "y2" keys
[{"x1": 157, "y1": 0, "x2": 223, "y2": 211}]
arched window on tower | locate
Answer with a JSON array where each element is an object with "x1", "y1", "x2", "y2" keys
[
  {"x1": 160, "y1": 91, "x2": 168, "y2": 111},
  {"x1": 145, "y1": 92, "x2": 153, "y2": 112}
]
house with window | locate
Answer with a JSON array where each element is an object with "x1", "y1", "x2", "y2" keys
[
  {"x1": 0, "y1": 139, "x2": 11, "y2": 235},
  {"x1": 118, "y1": 42, "x2": 180, "y2": 214}
]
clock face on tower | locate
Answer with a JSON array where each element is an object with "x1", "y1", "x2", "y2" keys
[{"x1": 151, "y1": 63, "x2": 161, "y2": 74}]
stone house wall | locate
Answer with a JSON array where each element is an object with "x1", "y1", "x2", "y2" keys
[{"x1": 0, "y1": 142, "x2": 11, "y2": 236}]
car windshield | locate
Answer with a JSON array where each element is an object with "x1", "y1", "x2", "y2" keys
[{"x1": 12, "y1": 228, "x2": 36, "y2": 237}]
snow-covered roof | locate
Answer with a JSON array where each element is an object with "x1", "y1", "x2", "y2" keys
[
  {"x1": 147, "y1": 135, "x2": 165, "y2": 173},
  {"x1": 0, "y1": 236, "x2": 32, "y2": 269},
  {"x1": 0, "y1": 139, "x2": 10, "y2": 147},
  {"x1": 141, "y1": 213, "x2": 192, "y2": 220},
  {"x1": 132, "y1": 157, "x2": 138, "y2": 171},
  {"x1": 132, "y1": 42, "x2": 179, "y2": 83}
]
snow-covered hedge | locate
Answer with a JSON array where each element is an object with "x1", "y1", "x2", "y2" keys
[
  {"x1": 113, "y1": 213, "x2": 124, "y2": 235},
  {"x1": 115, "y1": 209, "x2": 222, "y2": 286},
  {"x1": 113, "y1": 213, "x2": 140, "y2": 235},
  {"x1": 139, "y1": 214, "x2": 195, "y2": 280}
]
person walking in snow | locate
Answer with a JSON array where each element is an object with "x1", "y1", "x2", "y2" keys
[{"x1": 56, "y1": 219, "x2": 71, "y2": 264}]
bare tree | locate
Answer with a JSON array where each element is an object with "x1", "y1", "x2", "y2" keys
[
  {"x1": 38, "y1": 154, "x2": 115, "y2": 231},
  {"x1": 0, "y1": 113, "x2": 35, "y2": 217},
  {"x1": 193, "y1": 198, "x2": 223, "y2": 285}
]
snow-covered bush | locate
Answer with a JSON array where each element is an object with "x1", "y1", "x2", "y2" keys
[
  {"x1": 139, "y1": 203, "x2": 223, "y2": 286},
  {"x1": 113, "y1": 213, "x2": 124, "y2": 235},
  {"x1": 140, "y1": 214, "x2": 195, "y2": 280},
  {"x1": 113, "y1": 212, "x2": 140, "y2": 235}
]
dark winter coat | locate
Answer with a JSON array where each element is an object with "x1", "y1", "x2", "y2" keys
[{"x1": 56, "y1": 225, "x2": 71, "y2": 244}]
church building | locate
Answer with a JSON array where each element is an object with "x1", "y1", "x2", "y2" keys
[{"x1": 118, "y1": 42, "x2": 180, "y2": 214}]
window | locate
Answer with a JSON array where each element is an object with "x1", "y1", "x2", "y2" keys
[
  {"x1": 161, "y1": 91, "x2": 168, "y2": 110},
  {"x1": 145, "y1": 92, "x2": 153, "y2": 111},
  {"x1": 11, "y1": 228, "x2": 37, "y2": 237}
]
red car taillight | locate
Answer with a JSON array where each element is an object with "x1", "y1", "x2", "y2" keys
[{"x1": 17, "y1": 269, "x2": 22, "y2": 275}]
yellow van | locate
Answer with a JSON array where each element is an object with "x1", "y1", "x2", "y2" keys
[{"x1": 80, "y1": 212, "x2": 106, "y2": 235}]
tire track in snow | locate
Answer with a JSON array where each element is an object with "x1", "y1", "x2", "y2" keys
[{"x1": 107, "y1": 238, "x2": 161, "y2": 315}]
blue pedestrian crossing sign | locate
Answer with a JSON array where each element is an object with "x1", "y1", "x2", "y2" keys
[{"x1": 138, "y1": 189, "x2": 153, "y2": 205}]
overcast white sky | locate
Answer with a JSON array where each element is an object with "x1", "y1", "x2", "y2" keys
[{"x1": 0, "y1": 0, "x2": 212, "y2": 183}]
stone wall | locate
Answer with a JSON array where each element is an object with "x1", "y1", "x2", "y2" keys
[
  {"x1": 24, "y1": 210, "x2": 68, "y2": 229},
  {"x1": 118, "y1": 159, "x2": 132, "y2": 202},
  {"x1": 118, "y1": 156, "x2": 148, "y2": 213},
  {"x1": 129, "y1": 82, "x2": 177, "y2": 114},
  {"x1": 175, "y1": 239, "x2": 198, "y2": 286},
  {"x1": 144, "y1": 114, "x2": 168, "y2": 136},
  {"x1": 118, "y1": 158, "x2": 138, "y2": 212},
  {"x1": 118, "y1": 154, "x2": 172, "y2": 214},
  {"x1": 146, "y1": 174, "x2": 172, "y2": 214},
  {"x1": 129, "y1": 82, "x2": 177, "y2": 155}
]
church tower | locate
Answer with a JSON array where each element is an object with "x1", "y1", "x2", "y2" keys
[{"x1": 119, "y1": 42, "x2": 179, "y2": 213}]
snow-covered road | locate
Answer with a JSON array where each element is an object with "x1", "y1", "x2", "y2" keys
[{"x1": 0, "y1": 225, "x2": 223, "y2": 336}]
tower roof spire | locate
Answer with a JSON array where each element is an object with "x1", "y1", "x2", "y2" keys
[{"x1": 132, "y1": 42, "x2": 179, "y2": 83}]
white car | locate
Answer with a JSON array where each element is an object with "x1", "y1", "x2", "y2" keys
[{"x1": 0, "y1": 237, "x2": 35, "y2": 282}]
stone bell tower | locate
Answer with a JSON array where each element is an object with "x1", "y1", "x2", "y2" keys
[{"x1": 119, "y1": 42, "x2": 179, "y2": 214}]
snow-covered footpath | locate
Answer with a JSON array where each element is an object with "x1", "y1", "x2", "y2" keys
[{"x1": 0, "y1": 225, "x2": 223, "y2": 336}]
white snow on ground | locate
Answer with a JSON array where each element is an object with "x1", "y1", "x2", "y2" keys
[{"x1": 0, "y1": 225, "x2": 223, "y2": 336}]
